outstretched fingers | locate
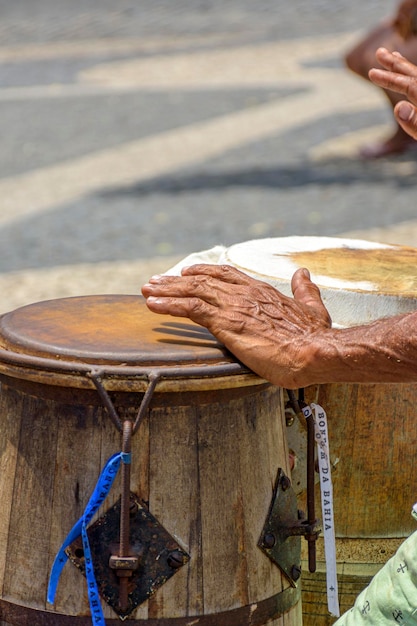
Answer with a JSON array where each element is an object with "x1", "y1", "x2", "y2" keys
[
  {"x1": 144, "y1": 292, "x2": 219, "y2": 328},
  {"x1": 369, "y1": 48, "x2": 417, "y2": 101},
  {"x1": 142, "y1": 265, "x2": 250, "y2": 331},
  {"x1": 375, "y1": 47, "x2": 417, "y2": 77},
  {"x1": 143, "y1": 269, "x2": 248, "y2": 310}
]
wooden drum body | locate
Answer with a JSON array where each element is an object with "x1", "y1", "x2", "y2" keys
[
  {"x1": 0, "y1": 295, "x2": 301, "y2": 626},
  {"x1": 222, "y1": 236, "x2": 417, "y2": 624},
  {"x1": 301, "y1": 380, "x2": 417, "y2": 623}
]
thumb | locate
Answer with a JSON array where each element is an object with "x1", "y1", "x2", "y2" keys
[
  {"x1": 395, "y1": 101, "x2": 417, "y2": 141},
  {"x1": 291, "y1": 268, "x2": 331, "y2": 326}
]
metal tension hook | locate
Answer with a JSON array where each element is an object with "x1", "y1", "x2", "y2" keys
[
  {"x1": 88, "y1": 370, "x2": 162, "y2": 612},
  {"x1": 108, "y1": 420, "x2": 139, "y2": 613},
  {"x1": 285, "y1": 388, "x2": 320, "y2": 573}
]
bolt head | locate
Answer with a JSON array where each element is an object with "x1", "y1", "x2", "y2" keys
[
  {"x1": 291, "y1": 564, "x2": 302, "y2": 581},
  {"x1": 167, "y1": 550, "x2": 185, "y2": 569},
  {"x1": 280, "y1": 475, "x2": 291, "y2": 491},
  {"x1": 263, "y1": 532, "x2": 276, "y2": 549}
]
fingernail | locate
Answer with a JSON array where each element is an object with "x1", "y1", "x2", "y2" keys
[
  {"x1": 397, "y1": 101, "x2": 414, "y2": 121},
  {"x1": 301, "y1": 268, "x2": 311, "y2": 279},
  {"x1": 149, "y1": 274, "x2": 162, "y2": 282}
]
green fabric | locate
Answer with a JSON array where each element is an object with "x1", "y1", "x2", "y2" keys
[{"x1": 335, "y1": 529, "x2": 417, "y2": 625}]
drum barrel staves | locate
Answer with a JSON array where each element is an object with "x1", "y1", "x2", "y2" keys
[{"x1": 0, "y1": 294, "x2": 302, "y2": 626}]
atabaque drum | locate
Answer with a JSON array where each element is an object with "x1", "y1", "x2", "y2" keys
[
  {"x1": 222, "y1": 235, "x2": 417, "y2": 624},
  {"x1": 0, "y1": 295, "x2": 301, "y2": 626}
]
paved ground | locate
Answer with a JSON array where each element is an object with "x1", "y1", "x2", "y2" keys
[{"x1": 1, "y1": 0, "x2": 417, "y2": 313}]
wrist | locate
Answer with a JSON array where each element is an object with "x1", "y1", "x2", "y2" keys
[{"x1": 295, "y1": 329, "x2": 340, "y2": 387}]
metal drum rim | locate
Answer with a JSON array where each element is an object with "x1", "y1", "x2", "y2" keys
[{"x1": 0, "y1": 346, "x2": 266, "y2": 392}]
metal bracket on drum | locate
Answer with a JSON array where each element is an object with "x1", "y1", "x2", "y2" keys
[
  {"x1": 66, "y1": 493, "x2": 190, "y2": 619},
  {"x1": 285, "y1": 387, "x2": 321, "y2": 573},
  {"x1": 258, "y1": 468, "x2": 320, "y2": 587},
  {"x1": 66, "y1": 370, "x2": 190, "y2": 619}
]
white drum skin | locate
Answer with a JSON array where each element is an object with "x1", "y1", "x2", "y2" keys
[{"x1": 221, "y1": 236, "x2": 417, "y2": 327}]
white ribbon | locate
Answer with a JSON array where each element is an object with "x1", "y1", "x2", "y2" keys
[{"x1": 303, "y1": 403, "x2": 340, "y2": 617}]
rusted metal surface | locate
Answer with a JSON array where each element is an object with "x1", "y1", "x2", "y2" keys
[
  {"x1": 258, "y1": 468, "x2": 320, "y2": 586},
  {"x1": 285, "y1": 388, "x2": 318, "y2": 573},
  {"x1": 66, "y1": 493, "x2": 190, "y2": 619},
  {"x1": 0, "y1": 353, "x2": 266, "y2": 394},
  {"x1": 0, "y1": 586, "x2": 300, "y2": 626},
  {"x1": 285, "y1": 389, "x2": 302, "y2": 417},
  {"x1": 116, "y1": 420, "x2": 134, "y2": 612},
  {"x1": 305, "y1": 402, "x2": 318, "y2": 573},
  {"x1": 89, "y1": 370, "x2": 161, "y2": 433}
]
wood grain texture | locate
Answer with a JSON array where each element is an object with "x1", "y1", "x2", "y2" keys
[
  {"x1": 304, "y1": 382, "x2": 417, "y2": 538},
  {"x1": 0, "y1": 378, "x2": 300, "y2": 625},
  {"x1": 298, "y1": 382, "x2": 417, "y2": 625}
]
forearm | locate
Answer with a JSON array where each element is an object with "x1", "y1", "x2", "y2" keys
[{"x1": 304, "y1": 311, "x2": 417, "y2": 385}]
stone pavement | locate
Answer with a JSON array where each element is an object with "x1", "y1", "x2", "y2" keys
[{"x1": 1, "y1": 0, "x2": 417, "y2": 314}]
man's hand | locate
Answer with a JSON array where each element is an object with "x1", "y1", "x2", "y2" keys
[
  {"x1": 142, "y1": 265, "x2": 331, "y2": 388},
  {"x1": 369, "y1": 47, "x2": 417, "y2": 140}
]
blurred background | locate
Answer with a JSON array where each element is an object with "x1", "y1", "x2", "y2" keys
[{"x1": 0, "y1": 0, "x2": 414, "y2": 311}]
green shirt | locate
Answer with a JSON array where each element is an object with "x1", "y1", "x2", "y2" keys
[{"x1": 335, "y1": 528, "x2": 417, "y2": 625}]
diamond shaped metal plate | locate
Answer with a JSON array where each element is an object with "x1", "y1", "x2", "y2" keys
[
  {"x1": 258, "y1": 468, "x2": 301, "y2": 586},
  {"x1": 66, "y1": 493, "x2": 190, "y2": 618}
]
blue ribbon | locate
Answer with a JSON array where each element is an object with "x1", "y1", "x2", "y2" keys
[{"x1": 48, "y1": 451, "x2": 131, "y2": 625}]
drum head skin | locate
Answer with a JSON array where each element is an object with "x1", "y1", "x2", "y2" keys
[
  {"x1": 0, "y1": 294, "x2": 231, "y2": 366},
  {"x1": 221, "y1": 236, "x2": 417, "y2": 327}
]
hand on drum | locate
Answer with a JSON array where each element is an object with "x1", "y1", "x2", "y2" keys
[
  {"x1": 142, "y1": 264, "x2": 331, "y2": 388},
  {"x1": 369, "y1": 47, "x2": 417, "y2": 141}
]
